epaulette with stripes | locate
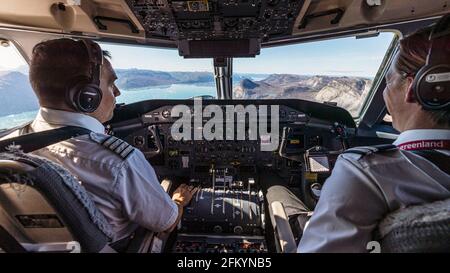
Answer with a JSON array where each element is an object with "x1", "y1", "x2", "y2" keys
[{"x1": 101, "y1": 135, "x2": 135, "y2": 159}]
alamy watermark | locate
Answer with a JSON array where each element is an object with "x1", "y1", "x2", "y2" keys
[
  {"x1": 367, "y1": 241, "x2": 381, "y2": 253},
  {"x1": 170, "y1": 98, "x2": 280, "y2": 151}
]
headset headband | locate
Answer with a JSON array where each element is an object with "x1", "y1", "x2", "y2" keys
[
  {"x1": 427, "y1": 15, "x2": 450, "y2": 67},
  {"x1": 430, "y1": 14, "x2": 450, "y2": 40},
  {"x1": 81, "y1": 39, "x2": 103, "y2": 85}
]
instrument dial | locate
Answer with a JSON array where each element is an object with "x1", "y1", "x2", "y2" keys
[{"x1": 162, "y1": 110, "x2": 171, "y2": 118}]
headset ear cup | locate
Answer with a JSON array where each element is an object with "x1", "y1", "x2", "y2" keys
[
  {"x1": 66, "y1": 76, "x2": 88, "y2": 112},
  {"x1": 414, "y1": 64, "x2": 450, "y2": 110},
  {"x1": 66, "y1": 76, "x2": 102, "y2": 113},
  {"x1": 78, "y1": 84, "x2": 102, "y2": 113}
]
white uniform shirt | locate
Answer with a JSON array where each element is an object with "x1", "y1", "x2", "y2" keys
[
  {"x1": 1, "y1": 107, "x2": 178, "y2": 241},
  {"x1": 298, "y1": 129, "x2": 450, "y2": 253}
]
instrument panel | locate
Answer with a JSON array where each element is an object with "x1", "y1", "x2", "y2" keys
[
  {"x1": 125, "y1": 0, "x2": 307, "y2": 57},
  {"x1": 111, "y1": 100, "x2": 355, "y2": 252},
  {"x1": 118, "y1": 104, "x2": 346, "y2": 184},
  {"x1": 125, "y1": 0, "x2": 305, "y2": 41}
]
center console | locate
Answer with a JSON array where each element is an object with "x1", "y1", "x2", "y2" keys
[{"x1": 172, "y1": 166, "x2": 267, "y2": 253}]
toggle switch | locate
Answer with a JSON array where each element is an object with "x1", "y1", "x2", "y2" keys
[{"x1": 182, "y1": 156, "x2": 189, "y2": 168}]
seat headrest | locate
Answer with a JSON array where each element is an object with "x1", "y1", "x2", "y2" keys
[
  {"x1": 377, "y1": 198, "x2": 450, "y2": 253},
  {"x1": 378, "y1": 198, "x2": 450, "y2": 237}
]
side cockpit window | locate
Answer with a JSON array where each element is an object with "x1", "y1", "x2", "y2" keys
[{"x1": 0, "y1": 40, "x2": 38, "y2": 130}]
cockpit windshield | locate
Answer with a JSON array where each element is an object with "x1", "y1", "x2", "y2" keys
[
  {"x1": 0, "y1": 32, "x2": 395, "y2": 130},
  {"x1": 233, "y1": 32, "x2": 396, "y2": 116},
  {"x1": 101, "y1": 43, "x2": 217, "y2": 102},
  {"x1": 102, "y1": 32, "x2": 395, "y2": 117}
]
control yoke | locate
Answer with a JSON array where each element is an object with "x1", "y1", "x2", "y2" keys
[
  {"x1": 278, "y1": 126, "x2": 302, "y2": 162},
  {"x1": 146, "y1": 125, "x2": 163, "y2": 158}
]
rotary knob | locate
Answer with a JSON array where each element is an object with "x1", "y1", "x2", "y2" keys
[
  {"x1": 213, "y1": 225, "x2": 223, "y2": 233},
  {"x1": 133, "y1": 136, "x2": 145, "y2": 147},
  {"x1": 233, "y1": 226, "x2": 243, "y2": 235},
  {"x1": 310, "y1": 183, "x2": 322, "y2": 199}
]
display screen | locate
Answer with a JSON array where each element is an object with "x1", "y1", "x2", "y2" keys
[{"x1": 308, "y1": 156, "x2": 330, "y2": 173}]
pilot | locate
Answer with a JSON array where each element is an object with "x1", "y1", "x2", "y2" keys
[
  {"x1": 263, "y1": 24, "x2": 450, "y2": 252},
  {"x1": 295, "y1": 23, "x2": 450, "y2": 252},
  {"x1": 0, "y1": 38, "x2": 197, "y2": 244}
]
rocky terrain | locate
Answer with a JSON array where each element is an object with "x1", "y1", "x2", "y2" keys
[{"x1": 233, "y1": 74, "x2": 373, "y2": 115}]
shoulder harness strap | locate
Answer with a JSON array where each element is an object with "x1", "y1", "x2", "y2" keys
[
  {"x1": 343, "y1": 144, "x2": 397, "y2": 156},
  {"x1": 101, "y1": 135, "x2": 135, "y2": 160},
  {"x1": 0, "y1": 126, "x2": 92, "y2": 153}
]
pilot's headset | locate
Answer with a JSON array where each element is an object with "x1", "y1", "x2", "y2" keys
[
  {"x1": 413, "y1": 14, "x2": 450, "y2": 111},
  {"x1": 66, "y1": 39, "x2": 104, "y2": 113}
]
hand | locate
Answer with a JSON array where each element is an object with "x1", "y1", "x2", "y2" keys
[{"x1": 172, "y1": 184, "x2": 198, "y2": 207}]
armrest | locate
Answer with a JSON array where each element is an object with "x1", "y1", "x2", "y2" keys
[
  {"x1": 270, "y1": 201, "x2": 297, "y2": 253},
  {"x1": 147, "y1": 179, "x2": 174, "y2": 253},
  {"x1": 22, "y1": 241, "x2": 82, "y2": 253}
]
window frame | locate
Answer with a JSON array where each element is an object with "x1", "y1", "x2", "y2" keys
[{"x1": 355, "y1": 32, "x2": 400, "y2": 122}]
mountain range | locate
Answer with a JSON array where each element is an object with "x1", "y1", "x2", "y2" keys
[
  {"x1": 0, "y1": 71, "x2": 39, "y2": 117},
  {"x1": 233, "y1": 74, "x2": 372, "y2": 115},
  {"x1": 0, "y1": 69, "x2": 370, "y2": 117},
  {"x1": 115, "y1": 69, "x2": 214, "y2": 89},
  {"x1": 0, "y1": 69, "x2": 267, "y2": 116},
  {"x1": 115, "y1": 69, "x2": 266, "y2": 90}
]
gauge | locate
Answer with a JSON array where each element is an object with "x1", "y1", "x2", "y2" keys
[
  {"x1": 162, "y1": 110, "x2": 171, "y2": 118},
  {"x1": 133, "y1": 136, "x2": 145, "y2": 147}
]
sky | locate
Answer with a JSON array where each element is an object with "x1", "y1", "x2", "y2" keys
[
  {"x1": 1, "y1": 32, "x2": 395, "y2": 78},
  {"x1": 0, "y1": 43, "x2": 27, "y2": 71},
  {"x1": 102, "y1": 32, "x2": 394, "y2": 78},
  {"x1": 235, "y1": 32, "x2": 395, "y2": 77}
]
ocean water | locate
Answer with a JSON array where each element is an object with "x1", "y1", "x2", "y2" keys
[
  {"x1": 0, "y1": 84, "x2": 216, "y2": 130},
  {"x1": 0, "y1": 110, "x2": 38, "y2": 130},
  {"x1": 116, "y1": 83, "x2": 216, "y2": 104}
]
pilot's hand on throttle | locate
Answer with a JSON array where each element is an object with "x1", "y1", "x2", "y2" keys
[{"x1": 172, "y1": 184, "x2": 198, "y2": 207}]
